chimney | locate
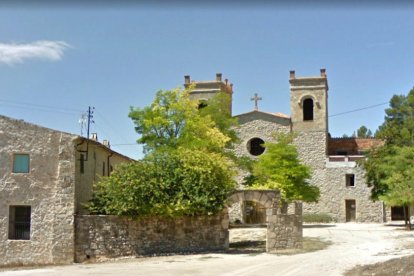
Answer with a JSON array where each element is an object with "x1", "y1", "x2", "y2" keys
[
  {"x1": 91, "y1": 133, "x2": 98, "y2": 141},
  {"x1": 103, "y1": 139, "x2": 110, "y2": 148},
  {"x1": 225, "y1": 78, "x2": 228, "y2": 85},
  {"x1": 216, "y1": 73, "x2": 222, "y2": 82},
  {"x1": 320, "y1": 68, "x2": 326, "y2": 77},
  {"x1": 184, "y1": 75, "x2": 191, "y2": 84},
  {"x1": 289, "y1": 70, "x2": 295, "y2": 79}
]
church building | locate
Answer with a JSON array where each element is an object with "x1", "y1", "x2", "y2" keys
[{"x1": 186, "y1": 70, "x2": 389, "y2": 223}]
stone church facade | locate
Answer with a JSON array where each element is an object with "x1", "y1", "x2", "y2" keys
[{"x1": 186, "y1": 70, "x2": 387, "y2": 223}]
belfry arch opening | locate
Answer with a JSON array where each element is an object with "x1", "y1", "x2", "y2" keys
[
  {"x1": 198, "y1": 100, "x2": 208, "y2": 110},
  {"x1": 303, "y1": 98, "x2": 314, "y2": 121}
]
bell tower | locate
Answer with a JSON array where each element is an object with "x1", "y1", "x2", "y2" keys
[
  {"x1": 290, "y1": 69, "x2": 329, "y2": 133},
  {"x1": 290, "y1": 69, "x2": 329, "y2": 164},
  {"x1": 184, "y1": 73, "x2": 233, "y2": 115}
]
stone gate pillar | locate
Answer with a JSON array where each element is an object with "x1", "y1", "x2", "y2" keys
[{"x1": 266, "y1": 201, "x2": 303, "y2": 252}]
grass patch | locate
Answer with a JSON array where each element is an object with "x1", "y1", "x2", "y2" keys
[{"x1": 303, "y1": 213, "x2": 336, "y2": 223}]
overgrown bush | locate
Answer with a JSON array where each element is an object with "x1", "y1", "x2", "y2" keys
[
  {"x1": 87, "y1": 148, "x2": 236, "y2": 217},
  {"x1": 303, "y1": 213, "x2": 336, "y2": 223}
]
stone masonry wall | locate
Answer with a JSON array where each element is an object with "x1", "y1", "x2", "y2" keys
[
  {"x1": 233, "y1": 119, "x2": 290, "y2": 160},
  {"x1": 75, "y1": 211, "x2": 229, "y2": 263},
  {"x1": 305, "y1": 163, "x2": 384, "y2": 223},
  {"x1": 0, "y1": 116, "x2": 76, "y2": 267},
  {"x1": 296, "y1": 131, "x2": 384, "y2": 222},
  {"x1": 267, "y1": 202, "x2": 303, "y2": 251}
]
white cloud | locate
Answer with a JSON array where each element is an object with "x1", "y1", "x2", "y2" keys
[{"x1": 0, "y1": 40, "x2": 70, "y2": 65}]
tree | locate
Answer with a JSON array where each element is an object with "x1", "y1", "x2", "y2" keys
[
  {"x1": 88, "y1": 86, "x2": 237, "y2": 217},
  {"x1": 362, "y1": 88, "x2": 414, "y2": 227},
  {"x1": 198, "y1": 92, "x2": 239, "y2": 146},
  {"x1": 128, "y1": 87, "x2": 236, "y2": 154},
  {"x1": 356, "y1": 125, "x2": 373, "y2": 138},
  {"x1": 247, "y1": 134, "x2": 320, "y2": 203},
  {"x1": 376, "y1": 89, "x2": 414, "y2": 146}
]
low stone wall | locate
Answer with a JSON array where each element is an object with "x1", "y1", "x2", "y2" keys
[
  {"x1": 267, "y1": 202, "x2": 303, "y2": 251},
  {"x1": 75, "y1": 211, "x2": 229, "y2": 263}
]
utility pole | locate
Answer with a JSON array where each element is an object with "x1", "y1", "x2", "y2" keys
[{"x1": 87, "y1": 106, "x2": 95, "y2": 139}]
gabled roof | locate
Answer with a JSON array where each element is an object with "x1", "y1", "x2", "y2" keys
[
  {"x1": 328, "y1": 137, "x2": 384, "y2": 155},
  {"x1": 74, "y1": 136, "x2": 135, "y2": 161},
  {"x1": 234, "y1": 110, "x2": 291, "y2": 126}
]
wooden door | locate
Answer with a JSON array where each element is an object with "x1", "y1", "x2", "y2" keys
[{"x1": 346, "y1": 200, "x2": 356, "y2": 222}]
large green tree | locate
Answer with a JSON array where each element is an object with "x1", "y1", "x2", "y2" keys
[
  {"x1": 88, "y1": 87, "x2": 237, "y2": 217},
  {"x1": 376, "y1": 89, "x2": 414, "y2": 146},
  {"x1": 128, "y1": 87, "x2": 232, "y2": 154},
  {"x1": 247, "y1": 134, "x2": 320, "y2": 203},
  {"x1": 362, "y1": 88, "x2": 414, "y2": 227}
]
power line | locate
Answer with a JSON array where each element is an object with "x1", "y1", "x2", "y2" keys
[
  {"x1": 0, "y1": 99, "x2": 83, "y2": 114},
  {"x1": 95, "y1": 111, "x2": 130, "y2": 145},
  {"x1": 329, "y1": 102, "x2": 389, "y2": 118},
  {"x1": 111, "y1": 143, "x2": 139, "y2": 146}
]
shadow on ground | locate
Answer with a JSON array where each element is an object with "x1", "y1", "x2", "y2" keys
[
  {"x1": 303, "y1": 224, "x2": 336, "y2": 229},
  {"x1": 228, "y1": 237, "x2": 332, "y2": 255}
]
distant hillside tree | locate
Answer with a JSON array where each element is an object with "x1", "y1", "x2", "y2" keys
[{"x1": 356, "y1": 125, "x2": 373, "y2": 138}]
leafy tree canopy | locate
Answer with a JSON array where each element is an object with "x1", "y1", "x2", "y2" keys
[
  {"x1": 129, "y1": 87, "x2": 230, "y2": 154},
  {"x1": 362, "y1": 88, "x2": 414, "y2": 226},
  {"x1": 376, "y1": 88, "x2": 414, "y2": 146},
  {"x1": 364, "y1": 145, "x2": 414, "y2": 206},
  {"x1": 246, "y1": 134, "x2": 320, "y2": 203},
  {"x1": 88, "y1": 86, "x2": 237, "y2": 217}
]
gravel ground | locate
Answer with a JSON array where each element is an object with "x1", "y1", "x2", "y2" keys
[{"x1": 1, "y1": 223, "x2": 414, "y2": 276}]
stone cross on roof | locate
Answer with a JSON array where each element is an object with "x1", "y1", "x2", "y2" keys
[{"x1": 251, "y1": 93, "x2": 262, "y2": 111}]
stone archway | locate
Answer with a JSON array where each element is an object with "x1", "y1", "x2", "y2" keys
[
  {"x1": 226, "y1": 189, "x2": 303, "y2": 252},
  {"x1": 226, "y1": 189, "x2": 279, "y2": 225}
]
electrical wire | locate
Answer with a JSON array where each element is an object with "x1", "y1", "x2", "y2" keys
[
  {"x1": 0, "y1": 99, "x2": 83, "y2": 114},
  {"x1": 329, "y1": 102, "x2": 389, "y2": 117}
]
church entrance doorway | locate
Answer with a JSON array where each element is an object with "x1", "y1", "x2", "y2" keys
[{"x1": 346, "y1": 200, "x2": 356, "y2": 222}]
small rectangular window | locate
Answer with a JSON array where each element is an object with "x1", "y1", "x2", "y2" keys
[
  {"x1": 346, "y1": 174, "x2": 355, "y2": 187},
  {"x1": 102, "y1": 161, "x2": 106, "y2": 176},
  {"x1": 9, "y1": 206, "x2": 31, "y2": 240},
  {"x1": 80, "y1": 154, "x2": 85, "y2": 174},
  {"x1": 13, "y1": 154, "x2": 30, "y2": 173}
]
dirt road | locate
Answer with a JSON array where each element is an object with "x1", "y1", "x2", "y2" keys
[{"x1": 2, "y1": 223, "x2": 414, "y2": 276}]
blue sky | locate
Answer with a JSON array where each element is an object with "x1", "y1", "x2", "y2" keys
[{"x1": 1, "y1": 3, "x2": 414, "y2": 159}]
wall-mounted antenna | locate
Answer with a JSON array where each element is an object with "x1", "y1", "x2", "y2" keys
[{"x1": 78, "y1": 113, "x2": 87, "y2": 137}]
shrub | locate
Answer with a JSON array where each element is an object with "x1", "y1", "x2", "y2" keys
[
  {"x1": 303, "y1": 213, "x2": 336, "y2": 223},
  {"x1": 87, "y1": 148, "x2": 236, "y2": 217}
]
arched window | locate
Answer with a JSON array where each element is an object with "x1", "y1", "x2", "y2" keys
[
  {"x1": 198, "y1": 100, "x2": 208, "y2": 109},
  {"x1": 247, "y1": 137, "x2": 265, "y2": 156},
  {"x1": 303, "y1": 98, "x2": 314, "y2": 121}
]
